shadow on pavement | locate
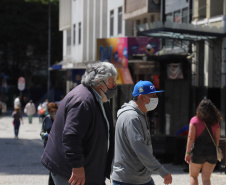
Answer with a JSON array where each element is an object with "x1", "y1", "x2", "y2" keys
[{"x1": 0, "y1": 137, "x2": 48, "y2": 175}]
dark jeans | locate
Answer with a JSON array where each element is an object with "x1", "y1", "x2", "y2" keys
[
  {"x1": 113, "y1": 178, "x2": 155, "y2": 185},
  {"x1": 51, "y1": 172, "x2": 106, "y2": 185},
  {"x1": 48, "y1": 171, "x2": 55, "y2": 185},
  {"x1": 14, "y1": 121, "x2": 20, "y2": 137},
  {"x1": 51, "y1": 172, "x2": 69, "y2": 185}
]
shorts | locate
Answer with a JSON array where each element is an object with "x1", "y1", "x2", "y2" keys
[{"x1": 192, "y1": 147, "x2": 217, "y2": 164}]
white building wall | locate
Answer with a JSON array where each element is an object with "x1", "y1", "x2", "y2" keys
[
  {"x1": 60, "y1": 0, "x2": 132, "y2": 65},
  {"x1": 83, "y1": 0, "x2": 88, "y2": 62},
  {"x1": 107, "y1": 0, "x2": 125, "y2": 37},
  {"x1": 101, "y1": 0, "x2": 108, "y2": 38},
  {"x1": 69, "y1": 0, "x2": 106, "y2": 63},
  {"x1": 71, "y1": 0, "x2": 83, "y2": 63},
  {"x1": 63, "y1": 30, "x2": 67, "y2": 60}
]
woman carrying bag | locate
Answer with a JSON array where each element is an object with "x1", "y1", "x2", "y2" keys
[{"x1": 185, "y1": 99, "x2": 221, "y2": 185}]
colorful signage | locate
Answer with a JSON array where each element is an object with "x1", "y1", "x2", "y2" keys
[
  {"x1": 97, "y1": 37, "x2": 128, "y2": 68},
  {"x1": 97, "y1": 37, "x2": 160, "y2": 65},
  {"x1": 96, "y1": 37, "x2": 160, "y2": 85},
  {"x1": 127, "y1": 37, "x2": 160, "y2": 55}
]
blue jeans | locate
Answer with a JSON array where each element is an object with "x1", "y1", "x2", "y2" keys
[
  {"x1": 51, "y1": 172, "x2": 70, "y2": 185},
  {"x1": 113, "y1": 178, "x2": 155, "y2": 185}
]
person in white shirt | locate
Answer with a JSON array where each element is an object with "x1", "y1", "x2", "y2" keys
[
  {"x1": 37, "y1": 103, "x2": 43, "y2": 123},
  {"x1": 14, "y1": 96, "x2": 21, "y2": 109},
  {"x1": 24, "y1": 100, "x2": 36, "y2": 124}
]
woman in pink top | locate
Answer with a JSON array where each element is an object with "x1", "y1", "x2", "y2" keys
[{"x1": 185, "y1": 99, "x2": 221, "y2": 185}]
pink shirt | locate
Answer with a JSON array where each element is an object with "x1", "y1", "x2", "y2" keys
[{"x1": 190, "y1": 116, "x2": 220, "y2": 139}]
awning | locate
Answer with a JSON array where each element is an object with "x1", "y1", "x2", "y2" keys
[
  {"x1": 137, "y1": 21, "x2": 226, "y2": 41},
  {"x1": 130, "y1": 54, "x2": 188, "y2": 63},
  {"x1": 49, "y1": 60, "x2": 87, "y2": 70}
]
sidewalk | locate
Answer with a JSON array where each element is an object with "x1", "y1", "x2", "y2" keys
[
  {"x1": 0, "y1": 115, "x2": 49, "y2": 185},
  {"x1": 0, "y1": 115, "x2": 226, "y2": 185}
]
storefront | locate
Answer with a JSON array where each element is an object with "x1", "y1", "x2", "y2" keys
[
  {"x1": 136, "y1": 21, "x2": 226, "y2": 136},
  {"x1": 96, "y1": 37, "x2": 162, "y2": 123}
]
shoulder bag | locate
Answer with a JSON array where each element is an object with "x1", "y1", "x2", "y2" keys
[{"x1": 204, "y1": 121, "x2": 223, "y2": 162}]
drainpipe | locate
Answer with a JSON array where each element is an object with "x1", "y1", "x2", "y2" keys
[
  {"x1": 47, "y1": 0, "x2": 51, "y2": 100},
  {"x1": 161, "y1": 0, "x2": 165, "y2": 25},
  {"x1": 221, "y1": 14, "x2": 226, "y2": 136}
]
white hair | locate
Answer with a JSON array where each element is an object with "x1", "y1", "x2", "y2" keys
[{"x1": 81, "y1": 61, "x2": 118, "y2": 87}]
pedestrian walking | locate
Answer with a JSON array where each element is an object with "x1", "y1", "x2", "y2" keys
[
  {"x1": 112, "y1": 80, "x2": 172, "y2": 185},
  {"x1": 24, "y1": 100, "x2": 36, "y2": 124},
  {"x1": 37, "y1": 103, "x2": 43, "y2": 123},
  {"x1": 42, "y1": 99, "x2": 49, "y2": 117},
  {"x1": 12, "y1": 107, "x2": 23, "y2": 139},
  {"x1": 0, "y1": 99, "x2": 2, "y2": 118},
  {"x1": 185, "y1": 99, "x2": 221, "y2": 185},
  {"x1": 14, "y1": 96, "x2": 21, "y2": 109},
  {"x1": 40, "y1": 102, "x2": 58, "y2": 185},
  {"x1": 41, "y1": 61, "x2": 118, "y2": 185},
  {"x1": 40, "y1": 102, "x2": 58, "y2": 147}
]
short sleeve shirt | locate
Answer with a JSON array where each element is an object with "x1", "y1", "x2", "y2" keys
[{"x1": 190, "y1": 116, "x2": 220, "y2": 139}]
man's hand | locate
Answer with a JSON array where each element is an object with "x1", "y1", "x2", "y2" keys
[
  {"x1": 163, "y1": 173, "x2": 172, "y2": 184},
  {"x1": 68, "y1": 167, "x2": 85, "y2": 185}
]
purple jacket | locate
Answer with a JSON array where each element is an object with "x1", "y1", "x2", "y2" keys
[{"x1": 41, "y1": 84, "x2": 114, "y2": 185}]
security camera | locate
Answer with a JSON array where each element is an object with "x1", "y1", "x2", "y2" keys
[{"x1": 146, "y1": 44, "x2": 152, "y2": 52}]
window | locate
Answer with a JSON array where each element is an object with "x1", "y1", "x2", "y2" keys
[
  {"x1": 73, "y1": 24, "x2": 76, "y2": 45},
  {"x1": 118, "y1": 7, "x2": 122, "y2": 34},
  {"x1": 166, "y1": 13, "x2": 173, "y2": 22},
  {"x1": 174, "y1": 10, "x2": 181, "y2": 23},
  {"x1": 78, "y1": 22, "x2": 81, "y2": 44},
  {"x1": 165, "y1": 39, "x2": 173, "y2": 49},
  {"x1": 182, "y1": 8, "x2": 188, "y2": 23},
  {"x1": 67, "y1": 30, "x2": 71, "y2": 46},
  {"x1": 66, "y1": 29, "x2": 71, "y2": 55},
  {"x1": 110, "y1": 10, "x2": 114, "y2": 36},
  {"x1": 150, "y1": 15, "x2": 155, "y2": 23}
]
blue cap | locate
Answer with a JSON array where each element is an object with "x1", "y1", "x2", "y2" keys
[{"x1": 132, "y1": 80, "x2": 164, "y2": 97}]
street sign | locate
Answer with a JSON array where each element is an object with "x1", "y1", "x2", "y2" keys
[{"x1": 18, "y1": 77, "x2": 25, "y2": 91}]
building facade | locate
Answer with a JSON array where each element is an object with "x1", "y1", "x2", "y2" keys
[
  {"x1": 58, "y1": 0, "x2": 134, "y2": 92},
  {"x1": 58, "y1": 0, "x2": 226, "y2": 136},
  {"x1": 126, "y1": 0, "x2": 226, "y2": 136},
  {"x1": 191, "y1": 0, "x2": 226, "y2": 135}
]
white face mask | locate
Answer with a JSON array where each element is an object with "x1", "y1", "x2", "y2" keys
[{"x1": 144, "y1": 96, "x2": 158, "y2": 111}]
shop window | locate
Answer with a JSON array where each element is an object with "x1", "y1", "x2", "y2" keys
[
  {"x1": 182, "y1": 8, "x2": 188, "y2": 23},
  {"x1": 166, "y1": 13, "x2": 173, "y2": 22},
  {"x1": 165, "y1": 39, "x2": 173, "y2": 49},
  {"x1": 174, "y1": 10, "x2": 181, "y2": 23}
]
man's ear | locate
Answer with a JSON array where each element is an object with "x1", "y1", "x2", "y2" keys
[{"x1": 138, "y1": 95, "x2": 144, "y2": 101}]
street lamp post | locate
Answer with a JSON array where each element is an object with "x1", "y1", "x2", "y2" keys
[{"x1": 47, "y1": 0, "x2": 51, "y2": 100}]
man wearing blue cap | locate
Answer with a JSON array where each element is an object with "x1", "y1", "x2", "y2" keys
[{"x1": 112, "y1": 80, "x2": 172, "y2": 185}]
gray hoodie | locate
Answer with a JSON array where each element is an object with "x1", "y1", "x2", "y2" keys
[{"x1": 112, "y1": 101, "x2": 168, "y2": 184}]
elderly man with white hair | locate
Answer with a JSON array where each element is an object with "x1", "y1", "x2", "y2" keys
[{"x1": 41, "y1": 61, "x2": 118, "y2": 185}]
